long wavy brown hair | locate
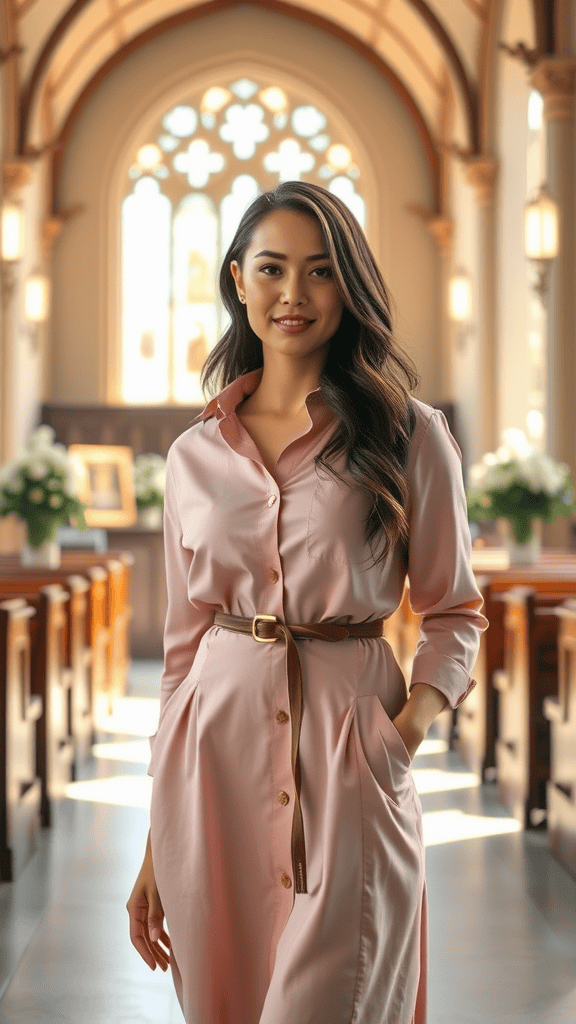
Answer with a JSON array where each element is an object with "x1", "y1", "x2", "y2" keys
[{"x1": 198, "y1": 181, "x2": 421, "y2": 569}]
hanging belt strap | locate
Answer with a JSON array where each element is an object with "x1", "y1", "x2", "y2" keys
[{"x1": 213, "y1": 610, "x2": 387, "y2": 894}]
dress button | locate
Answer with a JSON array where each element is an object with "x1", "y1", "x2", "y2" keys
[
  {"x1": 276, "y1": 709, "x2": 289, "y2": 724},
  {"x1": 280, "y1": 872, "x2": 292, "y2": 889},
  {"x1": 277, "y1": 790, "x2": 290, "y2": 805},
  {"x1": 268, "y1": 494, "x2": 277, "y2": 506},
  {"x1": 269, "y1": 569, "x2": 279, "y2": 582}
]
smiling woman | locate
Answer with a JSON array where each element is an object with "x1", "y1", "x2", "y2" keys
[
  {"x1": 229, "y1": 208, "x2": 344, "y2": 395},
  {"x1": 126, "y1": 180, "x2": 488, "y2": 1024}
]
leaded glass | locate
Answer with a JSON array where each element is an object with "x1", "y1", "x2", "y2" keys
[
  {"x1": 292, "y1": 105, "x2": 327, "y2": 137},
  {"x1": 162, "y1": 105, "x2": 198, "y2": 137},
  {"x1": 121, "y1": 75, "x2": 367, "y2": 403},
  {"x1": 220, "y1": 104, "x2": 269, "y2": 159}
]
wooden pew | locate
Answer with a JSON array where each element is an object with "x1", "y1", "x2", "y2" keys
[
  {"x1": 543, "y1": 599, "x2": 576, "y2": 881},
  {"x1": 455, "y1": 555, "x2": 576, "y2": 783},
  {"x1": 0, "y1": 584, "x2": 75, "y2": 828},
  {"x1": 58, "y1": 551, "x2": 132, "y2": 709},
  {"x1": 0, "y1": 598, "x2": 43, "y2": 881},
  {"x1": 82, "y1": 565, "x2": 109, "y2": 721},
  {"x1": 0, "y1": 548, "x2": 133, "y2": 716},
  {"x1": 454, "y1": 576, "x2": 503, "y2": 781},
  {"x1": 0, "y1": 573, "x2": 94, "y2": 766},
  {"x1": 491, "y1": 586, "x2": 565, "y2": 828}
]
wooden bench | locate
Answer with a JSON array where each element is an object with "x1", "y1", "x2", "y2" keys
[
  {"x1": 0, "y1": 573, "x2": 94, "y2": 765},
  {"x1": 59, "y1": 551, "x2": 133, "y2": 708},
  {"x1": 491, "y1": 587, "x2": 566, "y2": 828},
  {"x1": 455, "y1": 576, "x2": 503, "y2": 781},
  {"x1": 455, "y1": 553, "x2": 576, "y2": 782},
  {"x1": 0, "y1": 549, "x2": 133, "y2": 716},
  {"x1": 0, "y1": 598, "x2": 43, "y2": 881},
  {"x1": 0, "y1": 584, "x2": 75, "y2": 828},
  {"x1": 543, "y1": 599, "x2": 576, "y2": 880}
]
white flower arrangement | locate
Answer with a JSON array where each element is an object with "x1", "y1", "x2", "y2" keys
[
  {"x1": 0, "y1": 425, "x2": 89, "y2": 547},
  {"x1": 133, "y1": 453, "x2": 167, "y2": 511},
  {"x1": 466, "y1": 427, "x2": 576, "y2": 545}
]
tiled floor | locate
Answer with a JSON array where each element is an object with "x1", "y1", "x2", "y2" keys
[{"x1": 1, "y1": 660, "x2": 575, "y2": 1023}]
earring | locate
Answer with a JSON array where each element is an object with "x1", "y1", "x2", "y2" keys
[{"x1": 239, "y1": 295, "x2": 246, "y2": 303}]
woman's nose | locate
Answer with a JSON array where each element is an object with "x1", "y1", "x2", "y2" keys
[{"x1": 280, "y1": 277, "x2": 307, "y2": 305}]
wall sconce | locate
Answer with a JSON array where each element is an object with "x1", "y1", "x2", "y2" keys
[
  {"x1": 1, "y1": 198, "x2": 25, "y2": 303},
  {"x1": 525, "y1": 182, "x2": 559, "y2": 305},
  {"x1": 23, "y1": 267, "x2": 50, "y2": 350},
  {"x1": 449, "y1": 267, "x2": 473, "y2": 349}
]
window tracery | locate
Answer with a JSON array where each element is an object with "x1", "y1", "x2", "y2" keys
[{"x1": 121, "y1": 76, "x2": 365, "y2": 404}]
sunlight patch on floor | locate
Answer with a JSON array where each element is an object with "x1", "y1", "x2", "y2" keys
[
  {"x1": 63, "y1": 775, "x2": 521, "y2": 846},
  {"x1": 422, "y1": 808, "x2": 522, "y2": 845},
  {"x1": 92, "y1": 739, "x2": 151, "y2": 763},
  {"x1": 65, "y1": 774, "x2": 152, "y2": 809},
  {"x1": 415, "y1": 737, "x2": 449, "y2": 755},
  {"x1": 412, "y1": 768, "x2": 481, "y2": 795},
  {"x1": 95, "y1": 696, "x2": 160, "y2": 736}
]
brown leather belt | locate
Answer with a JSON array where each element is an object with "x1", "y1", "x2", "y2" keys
[{"x1": 213, "y1": 610, "x2": 387, "y2": 894}]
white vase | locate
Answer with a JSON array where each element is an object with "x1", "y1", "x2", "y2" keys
[
  {"x1": 138, "y1": 506, "x2": 163, "y2": 529},
  {"x1": 499, "y1": 517, "x2": 542, "y2": 565},
  {"x1": 21, "y1": 539, "x2": 61, "y2": 568}
]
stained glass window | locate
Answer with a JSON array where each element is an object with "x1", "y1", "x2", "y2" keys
[{"x1": 121, "y1": 76, "x2": 366, "y2": 403}]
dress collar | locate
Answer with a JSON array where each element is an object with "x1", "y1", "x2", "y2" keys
[{"x1": 190, "y1": 366, "x2": 326, "y2": 426}]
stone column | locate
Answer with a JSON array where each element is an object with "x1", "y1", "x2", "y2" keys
[
  {"x1": 427, "y1": 216, "x2": 454, "y2": 402},
  {"x1": 530, "y1": 57, "x2": 576, "y2": 548},
  {"x1": 464, "y1": 155, "x2": 499, "y2": 454},
  {"x1": 0, "y1": 160, "x2": 31, "y2": 462}
]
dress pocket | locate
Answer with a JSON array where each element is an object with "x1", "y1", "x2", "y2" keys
[
  {"x1": 147, "y1": 629, "x2": 212, "y2": 777},
  {"x1": 354, "y1": 693, "x2": 413, "y2": 807}
]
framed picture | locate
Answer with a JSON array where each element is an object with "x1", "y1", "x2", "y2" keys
[{"x1": 68, "y1": 444, "x2": 137, "y2": 527}]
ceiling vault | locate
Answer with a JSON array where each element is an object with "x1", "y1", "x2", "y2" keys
[
  {"x1": 45, "y1": 1, "x2": 444, "y2": 217},
  {"x1": 12, "y1": 0, "x2": 538, "y2": 216}
]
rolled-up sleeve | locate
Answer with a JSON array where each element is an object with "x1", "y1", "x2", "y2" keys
[
  {"x1": 148, "y1": 446, "x2": 215, "y2": 774},
  {"x1": 406, "y1": 408, "x2": 489, "y2": 710}
]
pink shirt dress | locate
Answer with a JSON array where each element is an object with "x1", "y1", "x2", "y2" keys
[{"x1": 147, "y1": 366, "x2": 489, "y2": 1024}]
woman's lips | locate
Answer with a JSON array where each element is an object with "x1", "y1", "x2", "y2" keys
[{"x1": 273, "y1": 317, "x2": 316, "y2": 335}]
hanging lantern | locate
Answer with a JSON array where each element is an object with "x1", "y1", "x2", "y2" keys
[
  {"x1": 525, "y1": 182, "x2": 559, "y2": 260},
  {"x1": 525, "y1": 182, "x2": 559, "y2": 305}
]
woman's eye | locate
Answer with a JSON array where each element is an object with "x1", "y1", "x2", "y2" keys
[
  {"x1": 259, "y1": 264, "x2": 282, "y2": 275},
  {"x1": 311, "y1": 266, "x2": 333, "y2": 278}
]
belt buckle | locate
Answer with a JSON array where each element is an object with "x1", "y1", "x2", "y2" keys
[{"x1": 252, "y1": 613, "x2": 278, "y2": 643}]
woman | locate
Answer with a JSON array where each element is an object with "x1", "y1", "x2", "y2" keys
[{"x1": 126, "y1": 181, "x2": 489, "y2": 1023}]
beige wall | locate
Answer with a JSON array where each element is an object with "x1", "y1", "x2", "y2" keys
[{"x1": 51, "y1": 4, "x2": 439, "y2": 406}]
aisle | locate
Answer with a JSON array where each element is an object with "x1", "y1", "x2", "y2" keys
[{"x1": 0, "y1": 661, "x2": 575, "y2": 1024}]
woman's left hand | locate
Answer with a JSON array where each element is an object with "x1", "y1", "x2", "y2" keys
[{"x1": 391, "y1": 708, "x2": 426, "y2": 763}]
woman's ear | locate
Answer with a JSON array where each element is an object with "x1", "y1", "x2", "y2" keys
[{"x1": 230, "y1": 260, "x2": 245, "y2": 302}]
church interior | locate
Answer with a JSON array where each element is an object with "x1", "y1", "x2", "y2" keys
[{"x1": 1, "y1": 1, "x2": 576, "y2": 1021}]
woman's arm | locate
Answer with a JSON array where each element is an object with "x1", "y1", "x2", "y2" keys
[{"x1": 394, "y1": 409, "x2": 489, "y2": 757}]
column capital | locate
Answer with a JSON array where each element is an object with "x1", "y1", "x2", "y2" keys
[
  {"x1": 465, "y1": 156, "x2": 499, "y2": 208},
  {"x1": 405, "y1": 203, "x2": 453, "y2": 257},
  {"x1": 530, "y1": 57, "x2": 576, "y2": 120},
  {"x1": 2, "y1": 160, "x2": 32, "y2": 198},
  {"x1": 42, "y1": 217, "x2": 64, "y2": 261},
  {"x1": 427, "y1": 216, "x2": 453, "y2": 258}
]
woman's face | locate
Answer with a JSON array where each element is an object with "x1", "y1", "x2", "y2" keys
[{"x1": 230, "y1": 208, "x2": 343, "y2": 359}]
